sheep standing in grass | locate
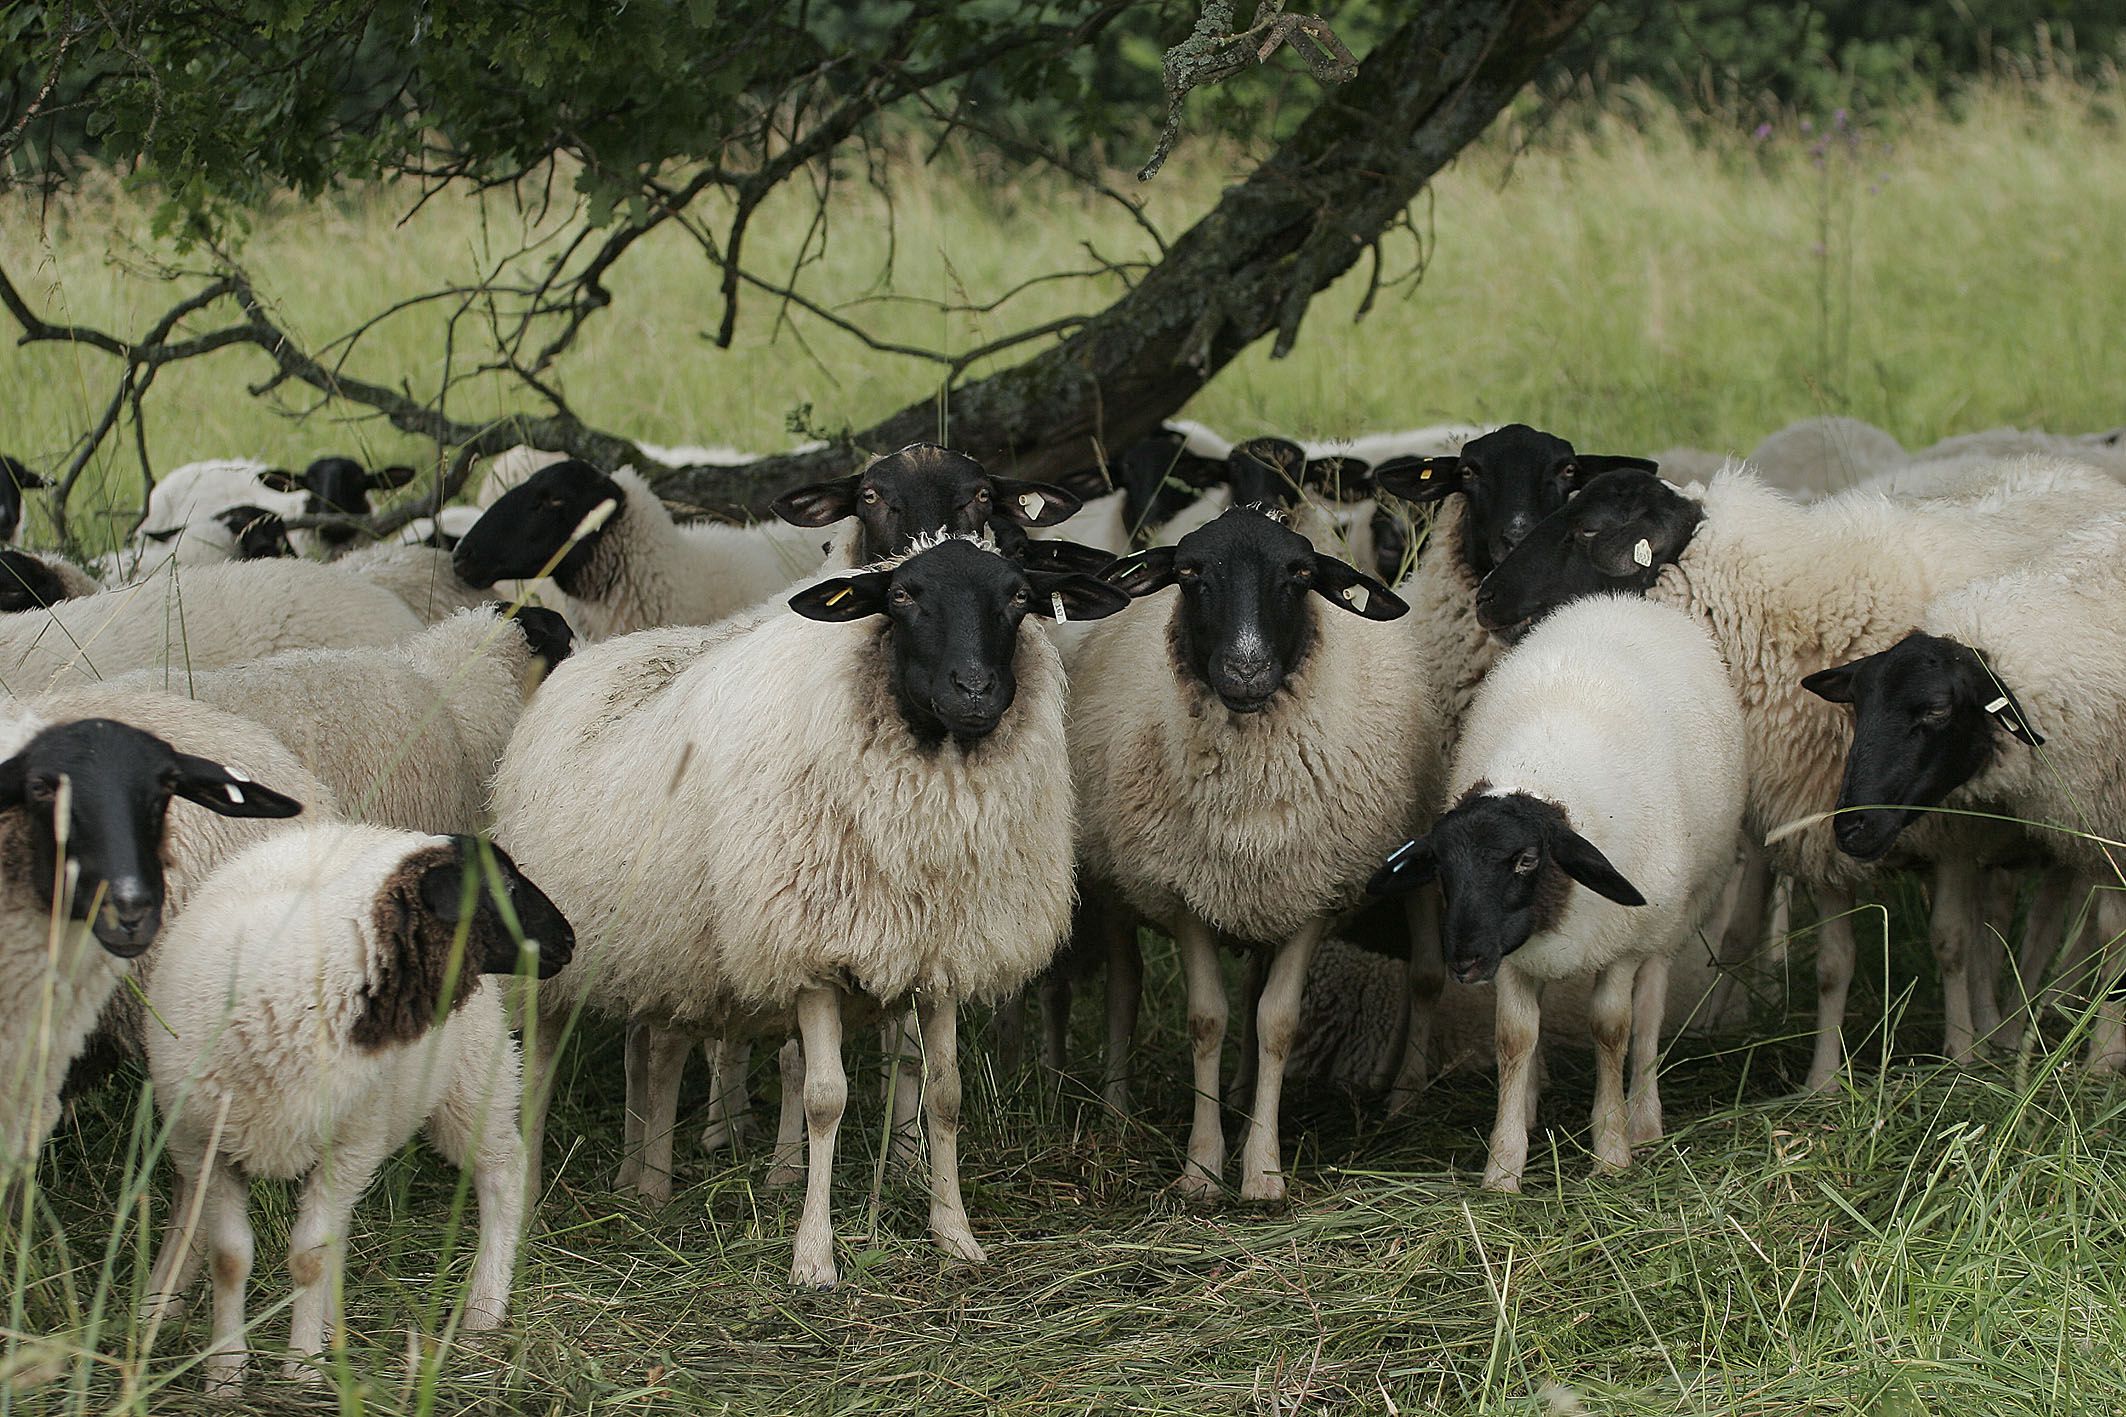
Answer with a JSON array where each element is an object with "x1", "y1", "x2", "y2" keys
[
  {"x1": 1370, "y1": 595, "x2": 1745, "y2": 1189},
  {"x1": 1071, "y1": 507, "x2": 1430, "y2": 1201},
  {"x1": 112, "y1": 604, "x2": 571, "y2": 836},
  {"x1": 1475, "y1": 457, "x2": 2126, "y2": 1087},
  {"x1": 494, "y1": 535, "x2": 1129, "y2": 1285},
  {"x1": 0, "y1": 702, "x2": 315, "y2": 1175},
  {"x1": 0, "y1": 557, "x2": 424, "y2": 692},
  {"x1": 1802, "y1": 511, "x2": 2126, "y2": 1065},
  {"x1": 140, "y1": 825, "x2": 572, "y2": 1392}
]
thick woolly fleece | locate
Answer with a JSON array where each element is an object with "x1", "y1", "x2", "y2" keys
[
  {"x1": 0, "y1": 558, "x2": 423, "y2": 693},
  {"x1": 1069, "y1": 585, "x2": 1437, "y2": 945},
  {"x1": 1447, "y1": 596, "x2": 1746, "y2": 986},
  {"x1": 493, "y1": 555, "x2": 1076, "y2": 1026},
  {"x1": 335, "y1": 542, "x2": 495, "y2": 626},
  {"x1": 110, "y1": 606, "x2": 541, "y2": 837},
  {"x1": 0, "y1": 687, "x2": 336, "y2": 1172},
  {"x1": 1919, "y1": 513, "x2": 2126, "y2": 880},
  {"x1": 1648, "y1": 459, "x2": 2126, "y2": 888}
]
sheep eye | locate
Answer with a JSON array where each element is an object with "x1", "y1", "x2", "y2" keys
[
  {"x1": 859, "y1": 487, "x2": 881, "y2": 505},
  {"x1": 1559, "y1": 461, "x2": 1578, "y2": 480},
  {"x1": 1919, "y1": 704, "x2": 1953, "y2": 727},
  {"x1": 974, "y1": 488, "x2": 991, "y2": 503},
  {"x1": 1011, "y1": 588, "x2": 1030, "y2": 606},
  {"x1": 888, "y1": 586, "x2": 915, "y2": 607},
  {"x1": 1512, "y1": 848, "x2": 1540, "y2": 876},
  {"x1": 1575, "y1": 526, "x2": 1599, "y2": 541},
  {"x1": 1176, "y1": 566, "x2": 1202, "y2": 583},
  {"x1": 1289, "y1": 563, "x2": 1313, "y2": 582}
]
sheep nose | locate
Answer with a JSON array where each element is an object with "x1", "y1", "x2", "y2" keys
[{"x1": 949, "y1": 667, "x2": 998, "y2": 699}]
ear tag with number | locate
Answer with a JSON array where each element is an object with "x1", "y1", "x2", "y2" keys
[
  {"x1": 1051, "y1": 592, "x2": 1067, "y2": 623},
  {"x1": 1632, "y1": 538, "x2": 1653, "y2": 567}
]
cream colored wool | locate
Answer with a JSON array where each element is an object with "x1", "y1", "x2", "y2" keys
[
  {"x1": 141, "y1": 825, "x2": 527, "y2": 1389},
  {"x1": 109, "y1": 606, "x2": 542, "y2": 837},
  {"x1": 0, "y1": 558, "x2": 423, "y2": 693},
  {"x1": 1070, "y1": 584, "x2": 1435, "y2": 946},
  {"x1": 1399, "y1": 496, "x2": 1500, "y2": 788},
  {"x1": 334, "y1": 541, "x2": 495, "y2": 625},
  {"x1": 0, "y1": 687, "x2": 336, "y2": 1172},
  {"x1": 493, "y1": 557, "x2": 1076, "y2": 1022}
]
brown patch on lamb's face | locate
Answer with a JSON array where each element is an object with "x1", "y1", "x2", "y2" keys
[{"x1": 353, "y1": 843, "x2": 486, "y2": 1050}]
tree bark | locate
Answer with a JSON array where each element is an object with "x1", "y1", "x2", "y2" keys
[{"x1": 652, "y1": 0, "x2": 1597, "y2": 517}]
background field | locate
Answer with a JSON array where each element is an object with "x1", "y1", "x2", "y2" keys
[{"x1": 6, "y1": 77, "x2": 2126, "y2": 1416}]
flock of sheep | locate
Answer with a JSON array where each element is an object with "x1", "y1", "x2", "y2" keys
[{"x1": 0, "y1": 408, "x2": 2121, "y2": 1390}]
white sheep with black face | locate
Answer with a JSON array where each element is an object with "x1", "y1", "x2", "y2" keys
[
  {"x1": 492, "y1": 534, "x2": 1130, "y2": 1288},
  {"x1": 1070, "y1": 505, "x2": 1435, "y2": 1203},
  {"x1": 124, "y1": 455, "x2": 418, "y2": 566},
  {"x1": 138, "y1": 824, "x2": 572, "y2": 1394},
  {"x1": 1371, "y1": 594, "x2": 1745, "y2": 1191},
  {"x1": 0, "y1": 701, "x2": 321, "y2": 1177},
  {"x1": 1475, "y1": 455, "x2": 2126, "y2": 1089}
]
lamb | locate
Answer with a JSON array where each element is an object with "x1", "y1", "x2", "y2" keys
[
  {"x1": 139, "y1": 825, "x2": 572, "y2": 1391},
  {"x1": 255, "y1": 456, "x2": 421, "y2": 555},
  {"x1": 1071, "y1": 506, "x2": 1431, "y2": 1201},
  {"x1": 0, "y1": 548, "x2": 101, "y2": 613},
  {"x1": 493, "y1": 535, "x2": 1130, "y2": 1286},
  {"x1": 133, "y1": 455, "x2": 415, "y2": 561},
  {"x1": 1473, "y1": 456, "x2": 2126, "y2": 1088},
  {"x1": 1369, "y1": 594, "x2": 1745, "y2": 1189},
  {"x1": 111, "y1": 604, "x2": 572, "y2": 836},
  {"x1": 0, "y1": 557, "x2": 425, "y2": 693},
  {"x1": 1800, "y1": 510, "x2": 2126, "y2": 1065},
  {"x1": 0, "y1": 456, "x2": 52, "y2": 544},
  {"x1": 1745, "y1": 415, "x2": 1907, "y2": 497},
  {"x1": 105, "y1": 503, "x2": 297, "y2": 582},
  {"x1": 334, "y1": 540, "x2": 498, "y2": 625},
  {"x1": 0, "y1": 696, "x2": 320, "y2": 1176}
]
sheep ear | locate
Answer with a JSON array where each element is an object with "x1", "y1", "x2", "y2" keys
[
  {"x1": 2, "y1": 458, "x2": 52, "y2": 490},
  {"x1": 992, "y1": 477, "x2": 1082, "y2": 528},
  {"x1": 1979, "y1": 676, "x2": 2044, "y2": 747},
  {"x1": 1800, "y1": 661, "x2": 1861, "y2": 705},
  {"x1": 1372, "y1": 455, "x2": 1461, "y2": 504},
  {"x1": 1102, "y1": 546, "x2": 1177, "y2": 597},
  {"x1": 1026, "y1": 571, "x2": 1132, "y2": 623},
  {"x1": 368, "y1": 464, "x2": 421, "y2": 490},
  {"x1": 1367, "y1": 837, "x2": 1436, "y2": 896},
  {"x1": 770, "y1": 474, "x2": 861, "y2": 528},
  {"x1": 1310, "y1": 554, "x2": 1407, "y2": 621},
  {"x1": 1013, "y1": 538, "x2": 1114, "y2": 576},
  {"x1": 0, "y1": 755, "x2": 25, "y2": 814},
  {"x1": 788, "y1": 570, "x2": 892, "y2": 622},
  {"x1": 167, "y1": 755, "x2": 304, "y2": 819},
  {"x1": 1549, "y1": 827, "x2": 1646, "y2": 907},
  {"x1": 142, "y1": 526, "x2": 183, "y2": 544},
  {"x1": 256, "y1": 468, "x2": 305, "y2": 493}
]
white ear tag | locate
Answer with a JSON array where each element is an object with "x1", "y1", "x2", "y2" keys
[
  {"x1": 226, "y1": 766, "x2": 252, "y2": 783},
  {"x1": 1020, "y1": 492, "x2": 1045, "y2": 520},
  {"x1": 1051, "y1": 592, "x2": 1067, "y2": 623},
  {"x1": 1384, "y1": 838, "x2": 1419, "y2": 867},
  {"x1": 1983, "y1": 696, "x2": 2009, "y2": 715},
  {"x1": 1632, "y1": 538, "x2": 1653, "y2": 568},
  {"x1": 1344, "y1": 584, "x2": 1370, "y2": 614},
  {"x1": 223, "y1": 783, "x2": 245, "y2": 805}
]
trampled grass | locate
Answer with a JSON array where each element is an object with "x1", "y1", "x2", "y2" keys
[{"x1": 4, "y1": 76, "x2": 2126, "y2": 551}]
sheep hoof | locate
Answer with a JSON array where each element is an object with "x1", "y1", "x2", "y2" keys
[
  {"x1": 280, "y1": 1356, "x2": 323, "y2": 1386},
  {"x1": 699, "y1": 1114, "x2": 754, "y2": 1155},
  {"x1": 1626, "y1": 1113, "x2": 1663, "y2": 1149},
  {"x1": 203, "y1": 1355, "x2": 246, "y2": 1399},
  {"x1": 461, "y1": 1296, "x2": 508, "y2": 1332},
  {"x1": 764, "y1": 1162, "x2": 804, "y2": 1189},
  {"x1": 790, "y1": 1252, "x2": 839, "y2": 1290},
  {"x1": 631, "y1": 1172, "x2": 674, "y2": 1206},
  {"x1": 613, "y1": 1157, "x2": 641, "y2": 1190},
  {"x1": 1239, "y1": 1170, "x2": 1286, "y2": 1205},
  {"x1": 932, "y1": 1226, "x2": 986, "y2": 1264},
  {"x1": 1173, "y1": 1170, "x2": 1221, "y2": 1206},
  {"x1": 1480, "y1": 1168, "x2": 1522, "y2": 1194}
]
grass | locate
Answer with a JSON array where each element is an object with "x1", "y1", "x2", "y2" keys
[
  {"x1": 5, "y1": 76, "x2": 2126, "y2": 551},
  {"x1": 7, "y1": 76, "x2": 2126, "y2": 1414}
]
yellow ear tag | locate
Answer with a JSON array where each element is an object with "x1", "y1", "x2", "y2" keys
[
  {"x1": 825, "y1": 586, "x2": 852, "y2": 606},
  {"x1": 1419, "y1": 466, "x2": 1435, "y2": 480}
]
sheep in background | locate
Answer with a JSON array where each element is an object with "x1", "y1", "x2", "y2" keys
[
  {"x1": 770, "y1": 441, "x2": 1091, "y2": 570},
  {"x1": 1371, "y1": 595, "x2": 1745, "y2": 1189},
  {"x1": 0, "y1": 548, "x2": 100, "y2": 612},
  {"x1": 0, "y1": 456, "x2": 53, "y2": 544},
  {"x1": 495, "y1": 536, "x2": 1129, "y2": 1285},
  {"x1": 334, "y1": 540, "x2": 499, "y2": 625},
  {"x1": 140, "y1": 825, "x2": 572, "y2": 1392},
  {"x1": 1745, "y1": 415, "x2": 1907, "y2": 498},
  {"x1": 1072, "y1": 507, "x2": 1430, "y2": 1201}
]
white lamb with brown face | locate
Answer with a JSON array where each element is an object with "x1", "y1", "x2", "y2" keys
[
  {"x1": 1370, "y1": 594, "x2": 1746, "y2": 1193},
  {"x1": 139, "y1": 824, "x2": 573, "y2": 1395}
]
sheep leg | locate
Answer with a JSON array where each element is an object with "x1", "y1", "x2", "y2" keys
[
  {"x1": 631, "y1": 1024, "x2": 693, "y2": 1204},
  {"x1": 201, "y1": 1158, "x2": 254, "y2": 1396},
  {"x1": 1929, "y1": 861, "x2": 1979, "y2": 1064},
  {"x1": 1805, "y1": 886, "x2": 1859, "y2": 1093},
  {"x1": 1238, "y1": 917, "x2": 1327, "y2": 1204},
  {"x1": 1707, "y1": 837, "x2": 1772, "y2": 1023},
  {"x1": 1038, "y1": 975, "x2": 1073, "y2": 1075},
  {"x1": 144, "y1": 1147, "x2": 207, "y2": 1327},
  {"x1": 2044, "y1": 882, "x2": 2101, "y2": 1019},
  {"x1": 765, "y1": 1040, "x2": 806, "y2": 1188},
  {"x1": 1387, "y1": 887, "x2": 1445, "y2": 1111},
  {"x1": 790, "y1": 985, "x2": 846, "y2": 1289},
  {"x1": 992, "y1": 989, "x2": 1028, "y2": 1078},
  {"x1": 522, "y1": 1002, "x2": 565, "y2": 1212},
  {"x1": 698, "y1": 1036, "x2": 754, "y2": 1155},
  {"x1": 884, "y1": 1009, "x2": 923, "y2": 1169},
  {"x1": 284, "y1": 1141, "x2": 390, "y2": 1382},
  {"x1": 2010, "y1": 867, "x2": 2073, "y2": 1045},
  {"x1": 1970, "y1": 869, "x2": 2015, "y2": 1049},
  {"x1": 2086, "y1": 891, "x2": 2126, "y2": 1072},
  {"x1": 916, "y1": 993, "x2": 984, "y2": 1263},
  {"x1": 615, "y1": 1020, "x2": 649, "y2": 1191},
  {"x1": 1100, "y1": 908, "x2": 1143, "y2": 1115},
  {"x1": 1225, "y1": 950, "x2": 1264, "y2": 1110},
  {"x1": 1483, "y1": 965, "x2": 1544, "y2": 1193},
  {"x1": 1626, "y1": 955, "x2": 1668, "y2": 1148},
  {"x1": 1586, "y1": 959, "x2": 1637, "y2": 1174},
  {"x1": 1175, "y1": 913, "x2": 1228, "y2": 1202},
  {"x1": 424, "y1": 1050, "x2": 527, "y2": 1332}
]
